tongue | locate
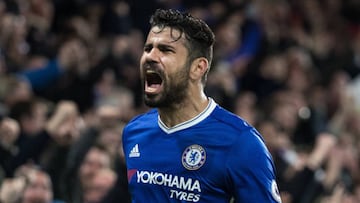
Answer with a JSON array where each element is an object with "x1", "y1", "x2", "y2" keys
[{"x1": 145, "y1": 83, "x2": 162, "y2": 94}]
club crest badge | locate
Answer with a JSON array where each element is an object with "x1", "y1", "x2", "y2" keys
[{"x1": 182, "y1": 144, "x2": 206, "y2": 170}]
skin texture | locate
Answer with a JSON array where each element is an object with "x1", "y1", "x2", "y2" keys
[
  {"x1": 22, "y1": 170, "x2": 53, "y2": 203},
  {"x1": 79, "y1": 147, "x2": 111, "y2": 189},
  {"x1": 140, "y1": 26, "x2": 209, "y2": 128}
]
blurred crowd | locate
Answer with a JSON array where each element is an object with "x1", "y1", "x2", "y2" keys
[{"x1": 0, "y1": 0, "x2": 359, "y2": 203}]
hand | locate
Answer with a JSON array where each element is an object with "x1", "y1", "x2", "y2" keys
[
  {"x1": 307, "y1": 133, "x2": 337, "y2": 170},
  {"x1": 46, "y1": 101, "x2": 84, "y2": 145},
  {"x1": 0, "y1": 177, "x2": 26, "y2": 203},
  {"x1": 58, "y1": 39, "x2": 89, "y2": 74},
  {"x1": 0, "y1": 117, "x2": 20, "y2": 149}
]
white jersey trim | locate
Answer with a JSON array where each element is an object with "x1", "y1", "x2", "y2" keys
[{"x1": 158, "y1": 98, "x2": 217, "y2": 134}]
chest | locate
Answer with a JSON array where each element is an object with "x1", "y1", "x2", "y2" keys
[
  {"x1": 126, "y1": 132, "x2": 208, "y2": 172},
  {"x1": 129, "y1": 125, "x2": 239, "y2": 167},
  {"x1": 125, "y1": 129, "x2": 231, "y2": 187},
  {"x1": 124, "y1": 124, "x2": 241, "y2": 202}
]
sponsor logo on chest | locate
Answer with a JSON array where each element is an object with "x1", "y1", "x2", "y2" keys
[{"x1": 129, "y1": 144, "x2": 207, "y2": 202}]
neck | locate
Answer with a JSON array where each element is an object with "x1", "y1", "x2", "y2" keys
[{"x1": 158, "y1": 92, "x2": 209, "y2": 128}]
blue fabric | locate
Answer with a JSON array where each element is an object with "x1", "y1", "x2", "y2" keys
[
  {"x1": 18, "y1": 59, "x2": 63, "y2": 91},
  {"x1": 226, "y1": 20, "x2": 262, "y2": 63},
  {"x1": 123, "y1": 99, "x2": 281, "y2": 203},
  {"x1": 52, "y1": 200, "x2": 66, "y2": 203}
]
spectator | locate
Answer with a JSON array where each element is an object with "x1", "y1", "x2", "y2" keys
[
  {"x1": 83, "y1": 168, "x2": 117, "y2": 203},
  {"x1": 0, "y1": 116, "x2": 20, "y2": 183},
  {"x1": 0, "y1": 166, "x2": 65, "y2": 203},
  {"x1": 21, "y1": 168, "x2": 55, "y2": 203},
  {"x1": 0, "y1": 0, "x2": 359, "y2": 202},
  {"x1": 63, "y1": 145, "x2": 113, "y2": 203}
]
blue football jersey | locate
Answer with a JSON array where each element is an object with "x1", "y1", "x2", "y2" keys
[{"x1": 123, "y1": 99, "x2": 281, "y2": 203}]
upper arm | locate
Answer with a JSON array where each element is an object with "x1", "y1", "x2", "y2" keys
[{"x1": 226, "y1": 130, "x2": 281, "y2": 203}]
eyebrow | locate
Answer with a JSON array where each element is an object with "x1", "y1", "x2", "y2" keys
[
  {"x1": 144, "y1": 42, "x2": 176, "y2": 50},
  {"x1": 158, "y1": 44, "x2": 175, "y2": 50}
]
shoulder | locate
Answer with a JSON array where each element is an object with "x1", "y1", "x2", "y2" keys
[
  {"x1": 211, "y1": 105, "x2": 269, "y2": 157},
  {"x1": 199, "y1": 105, "x2": 267, "y2": 158},
  {"x1": 211, "y1": 105, "x2": 261, "y2": 138},
  {"x1": 123, "y1": 109, "x2": 158, "y2": 136},
  {"x1": 127, "y1": 108, "x2": 157, "y2": 125}
]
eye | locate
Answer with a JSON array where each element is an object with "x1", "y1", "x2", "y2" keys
[
  {"x1": 158, "y1": 45, "x2": 174, "y2": 53},
  {"x1": 144, "y1": 45, "x2": 152, "y2": 53},
  {"x1": 160, "y1": 48, "x2": 173, "y2": 53},
  {"x1": 159, "y1": 47, "x2": 168, "y2": 52}
]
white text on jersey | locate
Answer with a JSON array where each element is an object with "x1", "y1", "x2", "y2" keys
[{"x1": 136, "y1": 170, "x2": 202, "y2": 202}]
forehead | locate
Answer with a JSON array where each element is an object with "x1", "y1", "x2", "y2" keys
[
  {"x1": 146, "y1": 26, "x2": 187, "y2": 46},
  {"x1": 28, "y1": 172, "x2": 51, "y2": 186}
]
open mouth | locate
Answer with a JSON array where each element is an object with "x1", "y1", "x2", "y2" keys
[{"x1": 145, "y1": 70, "x2": 163, "y2": 94}]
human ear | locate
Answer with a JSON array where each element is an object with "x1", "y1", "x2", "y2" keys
[{"x1": 189, "y1": 57, "x2": 208, "y2": 81}]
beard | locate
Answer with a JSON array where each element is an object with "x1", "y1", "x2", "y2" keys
[{"x1": 143, "y1": 63, "x2": 190, "y2": 108}]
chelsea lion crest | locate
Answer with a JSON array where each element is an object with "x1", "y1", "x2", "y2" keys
[{"x1": 182, "y1": 144, "x2": 206, "y2": 170}]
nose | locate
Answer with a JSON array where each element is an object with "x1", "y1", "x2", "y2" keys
[{"x1": 143, "y1": 48, "x2": 160, "y2": 63}]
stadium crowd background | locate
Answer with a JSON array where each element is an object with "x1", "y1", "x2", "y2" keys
[{"x1": 0, "y1": 0, "x2": 359, "y2": 202}]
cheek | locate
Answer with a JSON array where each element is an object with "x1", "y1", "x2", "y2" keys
[
  {"x1": 79, "y1": 164, "x2": 91, "y2": 177},
  {"x1": 23, "y1": 189, "x2": 33, "y2": 199},
  {"x1": 139, "y1": 55, "x2": 145, "y2": 65},
  {"x1": 163, "y1": 62, "x2": 186, "y2": 81},
  {"x1": 139, "y1": 59, "x2": 146, "y2": 77}
]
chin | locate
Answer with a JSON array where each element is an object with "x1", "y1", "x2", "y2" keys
[
  {"x1": 144, "y1": 94, "x2": 161, "y2": 107},
  {"x1": 144, "y1": 102, "x2": 158, "y2": 108},
  {"x1": 144, "y1": 96, "x2": 172, "y2": 108}
]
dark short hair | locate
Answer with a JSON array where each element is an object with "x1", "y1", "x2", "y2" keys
[{"x1": 150, "y1": 9, "x2": 215, "y2": 83}]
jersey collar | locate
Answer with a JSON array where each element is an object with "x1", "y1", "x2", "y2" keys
[{"x1": 158, "y1": 98, "x2": 217, "y2": 134}]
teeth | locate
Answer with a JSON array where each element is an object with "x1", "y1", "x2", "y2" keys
[{"x1": 146, "y1": 70, "x2": 156, "y2": 74}]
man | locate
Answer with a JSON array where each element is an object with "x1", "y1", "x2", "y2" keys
[
  {"x1": 122, "y1": 9, "x2": 282, "y2": 203},
  {"x1": 21, "y1": 168, "x2": 54, "y2": 203}
]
